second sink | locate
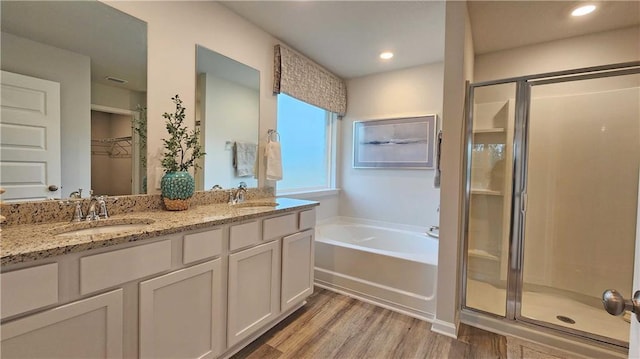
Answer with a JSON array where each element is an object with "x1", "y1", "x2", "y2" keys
[{"x1": 52, "y1": 218, "x2": 155, "y2": 236}]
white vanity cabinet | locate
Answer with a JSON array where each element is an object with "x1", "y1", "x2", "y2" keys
[
  {"x1": 226, "y1": 208, "x2": 316, "y2": 351},
  {"x1": 1, "y1": 289, "x2": 124, "y2": 358},
  {"x1": 0, "y1": 202, "x2": 317, "y2": 359}
]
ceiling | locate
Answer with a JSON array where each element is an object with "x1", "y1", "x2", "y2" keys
[
  {"x1": 1, "y1": 1, "x2": 147, "y2": 92},
  {"x1": 221, "y1": 1, "x2": 639, "y2": 80},
  {"x1": 468, "y1": 1, "x2": 640, "y2": 55},
  {"x1": 3, "y1": 1, "x2": 635, "y2": 89},
  {"x1": 220, "y1": 1, "x2": 446, "y2": 79}
]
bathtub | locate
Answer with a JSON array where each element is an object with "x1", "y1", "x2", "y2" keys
[{"x1": 314, "y1": 217, "x2": 438, "y2": 321}]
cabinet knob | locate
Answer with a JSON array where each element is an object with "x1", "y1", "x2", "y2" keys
[{"x1": 48, "y1": 185, "x2": 59, "y2": 192}]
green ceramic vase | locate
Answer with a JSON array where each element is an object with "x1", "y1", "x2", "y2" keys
[{"x1": 161, "y1": 171, "x2": 195, "y2": 210}]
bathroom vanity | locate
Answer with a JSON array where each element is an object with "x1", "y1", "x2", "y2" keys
[{"x1": 0, "y1": 198, "x2": 317, "y2": 358}]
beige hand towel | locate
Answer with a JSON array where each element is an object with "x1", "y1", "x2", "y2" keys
[
  {"x1": 265, "y1": 140, "x2": 282, "y2": 181},
  {"x1": 233, "y1": 142, "x2": 257, "y2": 177}
]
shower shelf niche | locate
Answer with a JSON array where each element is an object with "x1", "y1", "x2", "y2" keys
[
  {"x1": 470, "y1": 188, "x2": 503, "y2": 196},
  {"x1": 472, "y1": 128, "x2": 505, "y2": 134},
  {"x1": 467, "y1": 98, "x2": 514, "y2": 287},
  {"x1": 468, "y1": 248, "x2": 499, "y2": 261}
]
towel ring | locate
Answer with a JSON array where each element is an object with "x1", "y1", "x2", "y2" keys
[{"x1": 267, "y1": 129, "x2": 280, "y2": 142}]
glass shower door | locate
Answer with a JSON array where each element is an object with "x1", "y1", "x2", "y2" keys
[
  {"x1": 519, "y1": 73, "x2": 640, "y2": 346},
  {"x1": 463, "y1": 83, "x2": 516, "y2": 316}
]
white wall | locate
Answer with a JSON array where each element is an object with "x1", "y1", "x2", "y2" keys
[
  {"x1": 339, "y1": 63, "x2": 444, "y2": 227},
  {"x1": 105, "y1": 1, "x2": 278, "y2": 194},
  {"x1": 92, "y1": 82, "x2": 146, "y2": 111},
  {"x1": 475, "y1": 26, "x2": 640, "y2": 82},
  {"x1": 1, "y1": 32, "x2": 91, "y2": 198},
  {"x1": 434, "y1": 1, "x2": 474, "y2": 338}
]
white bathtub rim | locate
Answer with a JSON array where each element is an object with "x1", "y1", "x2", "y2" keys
[
  {"x1": 316, "y1": 216, "x2": 438, "y2": 265},
  {"x1": 316, "y1": 236, "x2": 436, "y2": 265},
  {"x1": 317, "y1": 216, "x2": 435, "y2": 236}
]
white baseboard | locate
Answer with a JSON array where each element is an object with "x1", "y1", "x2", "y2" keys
[{"x1": 431, "y1": 318, "x2": 458, "y2": 338}]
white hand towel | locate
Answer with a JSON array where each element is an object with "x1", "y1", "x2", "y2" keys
[
  {"x1": 233, "y1": 142, "x2": 257, "y2": 177},
  {"x1": 265, "y1": 140, "x2": 283, "y2": 181}
]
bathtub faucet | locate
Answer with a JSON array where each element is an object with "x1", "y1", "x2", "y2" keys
[{"x1": 427, "y1": 225, "x2": 439, "y2": 239}]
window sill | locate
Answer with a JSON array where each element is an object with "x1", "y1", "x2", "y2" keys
[{"x1": 276, "y1": 188, "x2": 340, "y2": 199}]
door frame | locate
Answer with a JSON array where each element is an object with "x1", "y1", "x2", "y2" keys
[{"x1": 90, "y1": 104, "x2": 141, "y2": 195}]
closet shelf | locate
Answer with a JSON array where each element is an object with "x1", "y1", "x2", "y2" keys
[
  {"x1": 470, "y1": 188, "x2": 503, "y2": 196},
  {"x1": 91, "y1": 136, "x2": 132, "y2": 158}
]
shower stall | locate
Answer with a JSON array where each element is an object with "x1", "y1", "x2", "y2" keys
[{"x1": 461, "y1": 62, "x2": 640, "y2": 352}]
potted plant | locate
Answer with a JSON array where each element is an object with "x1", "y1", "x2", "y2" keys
[{"x1": 160, "y1": 95, "x2": 204, "y2": 210}]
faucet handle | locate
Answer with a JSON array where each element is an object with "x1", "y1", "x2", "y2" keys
[
  {"x1": 72, "y1": 202, "x2": 84, "y2": 222},
  {"x1": 97, "y1": 196, "x2": 109, "y2": 219}
]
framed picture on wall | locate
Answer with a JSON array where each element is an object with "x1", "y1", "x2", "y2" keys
[{"x1": 353, "y1": 115, "x2": 437, "y2": 169}]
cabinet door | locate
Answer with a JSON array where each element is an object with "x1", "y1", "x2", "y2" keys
[
  {"x1": 1, "y1": 289, "x2": 123, "y2": 358},
  {"x1": 139, "y1": 259, "x2": 223, "y2": 359},
  {"x1": 281, "y1": 229, "x2": 315, "y2": 312},
  {"x1": 227, "y1": 240, "x2": 280, "y2": 348}
]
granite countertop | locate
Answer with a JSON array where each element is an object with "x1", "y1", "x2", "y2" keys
[{"x1": 1, "y1": 198, "x2": 318, "y2": 267}]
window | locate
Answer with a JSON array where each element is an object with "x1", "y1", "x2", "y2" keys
[{"x1": 276, "y1": 94, "x2": 336, "y2": 193}]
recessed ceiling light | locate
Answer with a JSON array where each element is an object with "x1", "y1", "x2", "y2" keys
[
  {"x1": 571, "y1": 4, "x2": 596, "y2": 17},
  {"x1": 380, "y1": 52, "x2": 394, "y2": 60}
]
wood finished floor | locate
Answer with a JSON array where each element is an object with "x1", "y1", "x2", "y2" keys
[{"x1": 231, "y1": 288, "x2": 507, "y2": 359}]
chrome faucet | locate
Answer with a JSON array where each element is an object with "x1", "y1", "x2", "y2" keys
[
  {"x1": 72, "y1": 202, "x2": 84, "y2": 222},
  {"x1": 69, "y1": 188, "x2": 83, "y2": 199},
  {"x1": 85, "y1": 195, "x2": 109, "y2": 221},
  {"x1": 228, "y1": 182, "x2": 247, "y2": 204},
  {"x1": 86, "y1": 197, "x2": 100, "y2": 221},
  {"x1": 97, "y1": 196, "x2": 109, "y2": 219}
]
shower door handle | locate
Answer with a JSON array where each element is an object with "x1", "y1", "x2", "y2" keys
[{"x1": 602, "y1": 289, "x2": 640, "y2": 322}]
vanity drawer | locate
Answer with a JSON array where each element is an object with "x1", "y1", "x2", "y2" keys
[
  {"x1": 229, "y1": 221, "x2": 260, "y2": 252},
  {"x1": 299, "y1": 209, "x2": 316, "y2": 231},
  {"x1": 80, "y1": 240, "x2": 172, "y2": 295},
  {"x1": 263, "y1": 213, "x2": 297, "y2": 241},
  {"x1": 183, "y1": 228, "x2": 223, "y2": 264},
  {"x1": 1, "y1": 263, "x2": 58, "y2": 318}
]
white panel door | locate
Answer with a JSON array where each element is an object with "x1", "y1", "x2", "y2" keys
[
  {"x1": 281, "y1": 229, "x2": 314, "y2": 312},
  {"x1": 227, "y1": 240, "x2": 281, "y2": 348},
  {"x1": 1, "y1": 70, "x2": 61, "y2": 201},
  {"x1": 1, "y1": 289, "x2": 123, "y2": 358},
  {"x1": 139, "y1": 260, "x2": 223, "y2": 359}
]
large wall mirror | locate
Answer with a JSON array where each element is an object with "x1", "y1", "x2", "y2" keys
[
  {"x1": 195, "y1": 45, "x2": 260, "y2": 190},
  {"x1": 0, "y1": 0, "x2": 147, "y2": 202}
]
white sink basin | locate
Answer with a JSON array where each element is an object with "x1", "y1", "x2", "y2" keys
[{"x1": 53, "y1": 219, "x2": 154, "y2": 236}]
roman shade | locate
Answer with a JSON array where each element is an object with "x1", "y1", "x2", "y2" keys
[{"x1": 273, "y1": 44, "x2": 347, "y2": 116}]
